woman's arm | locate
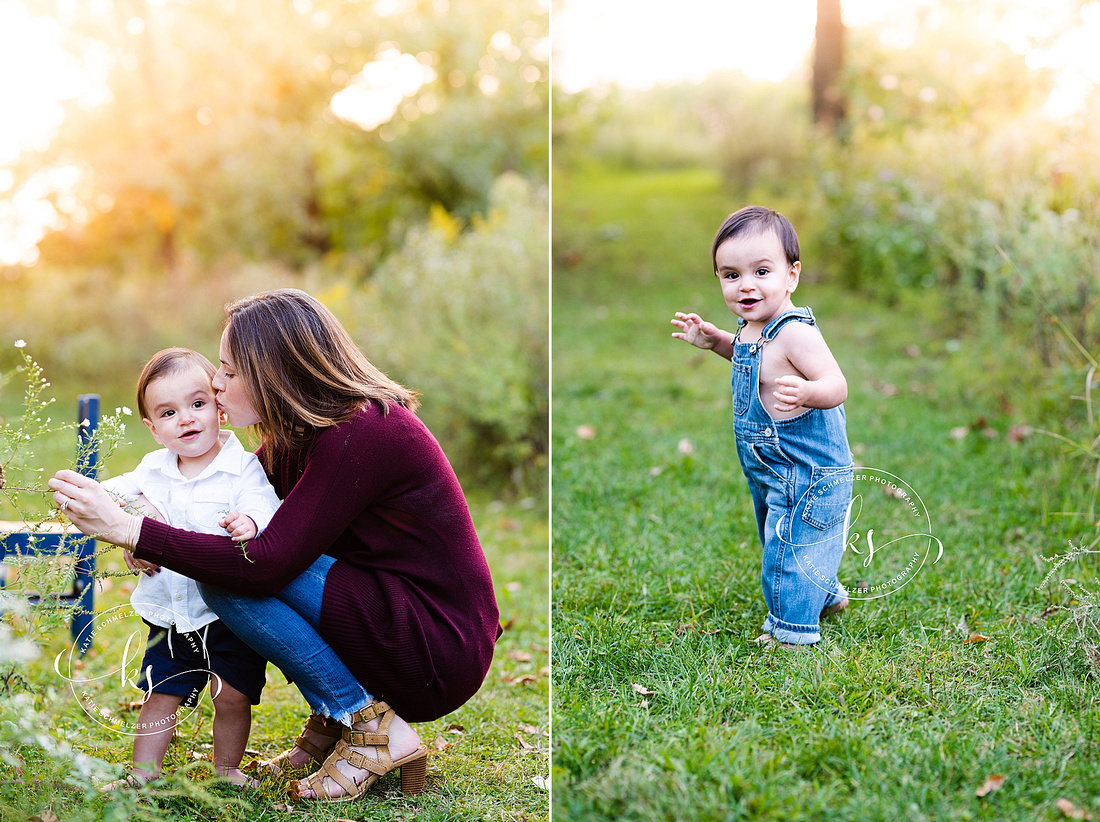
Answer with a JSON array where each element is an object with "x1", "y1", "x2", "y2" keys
[{"x1": 136, "y1": 405, "x2": 426, "y2": 595}]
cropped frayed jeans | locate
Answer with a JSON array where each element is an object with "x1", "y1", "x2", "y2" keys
[
  {"x1": 732, "y1": 308, "x2": 853, "y2": 645},
  {"x1": 197, "y1": 554, "x2": 373, "y2": 726}
]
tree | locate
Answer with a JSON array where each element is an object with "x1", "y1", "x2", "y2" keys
[
  {"x1": 813, "y1": 0, "x2": 846, "y2": 129},
  {"x1": 10, "y1": 0, "x2": 548, "y2": 274}
]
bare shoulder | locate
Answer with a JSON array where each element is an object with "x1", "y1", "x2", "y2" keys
[{"x1": 772, "y1": 319, "x2": 829, "y2": 354}]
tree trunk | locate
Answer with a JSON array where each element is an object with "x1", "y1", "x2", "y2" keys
[{"x1": 813, "y1": 0, "x2": 846, "y2": 129}]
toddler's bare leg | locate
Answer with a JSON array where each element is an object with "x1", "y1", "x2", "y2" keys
[
  {"x1": 103, "y1": 692, "x2": 183, "y2": 789},
  {"x1": 210, "y1": 679, "x2": 256, "y2": 787}
]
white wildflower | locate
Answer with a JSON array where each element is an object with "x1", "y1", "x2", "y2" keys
[{"x1": 14, "y1": 339, "x2": 25, "y2": 348}]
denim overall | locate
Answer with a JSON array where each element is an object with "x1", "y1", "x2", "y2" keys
[{"x1": 732, "y1": 307, "x2": 853, "y2": 645}]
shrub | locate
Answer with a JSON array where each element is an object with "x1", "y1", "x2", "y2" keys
[{"x1": 335, "y1": 172, "x2": 548, "y2": 495}]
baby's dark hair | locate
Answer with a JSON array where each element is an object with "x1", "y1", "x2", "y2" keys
[
  {"x1": 136, "y1": 348, "x2": 216, "y2": 420},
  {"x1": 712, "y1": 206, "x2": 800, "y2": 273}
]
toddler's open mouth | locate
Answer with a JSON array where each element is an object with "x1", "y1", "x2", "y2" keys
[{"x1": 739, "y1": 298, "x2": 761, "y2": 309}]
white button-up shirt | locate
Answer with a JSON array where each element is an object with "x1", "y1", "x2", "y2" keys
[{"x1": 102, "y1": 430, "x2": 281, "y2": 632}]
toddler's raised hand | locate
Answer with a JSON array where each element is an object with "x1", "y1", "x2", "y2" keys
[
  {"x1": 221, "y1": 511, "x2": 258, "y2": 542},
  {"x1": 671, "y1": 312, "x2": 722, "y2": 350}
]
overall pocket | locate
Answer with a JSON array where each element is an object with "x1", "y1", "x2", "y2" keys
[
  {"x1": 800, "y1": 465, "x2": 853, "y2": 531},
  {"x1": 731, "y1": 360, "x2": 752, "y2": 415},
  {"x1": 749, "y1": 440, "x2": 794, "y2": 490}
]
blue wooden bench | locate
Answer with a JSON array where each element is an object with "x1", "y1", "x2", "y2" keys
[{"x1": 0, "y1": 395, "x2": 99, "y2": 653}]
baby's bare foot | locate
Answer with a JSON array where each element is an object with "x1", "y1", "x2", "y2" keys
[
  {"x1": 220, "y1": 766, "x2": 261, "y2": 789},
  {"x1": 101, "y1": 768, "x2": 155, "y2": 791}
]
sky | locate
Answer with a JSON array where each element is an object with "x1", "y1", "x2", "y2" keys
[
  {"x1": 554, "y1": 0, "x2": 910, "y2": 91},
  {"x1": 553, "y1": 0, "x2": 1100, "y2": 105}
]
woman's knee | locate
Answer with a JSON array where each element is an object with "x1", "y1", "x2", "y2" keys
[{"x1": 196, "y1": 581, "x2": 239, "y2": 618}]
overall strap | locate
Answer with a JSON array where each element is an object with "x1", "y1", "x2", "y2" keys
[{"x1": 759, "y1": 307, "x2": 816, "y2": 345}]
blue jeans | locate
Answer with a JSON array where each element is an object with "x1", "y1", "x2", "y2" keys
[{"x1": 197, "y1": 554, "x2": 372, "y2": 725}]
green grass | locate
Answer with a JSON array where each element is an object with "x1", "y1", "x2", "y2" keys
[
  {"x1": 1, "y1": 488, "x2": 548, "y2": 821},
  {"x1": 551, "y1": 165, "x2": 1100, "y2": 821}
]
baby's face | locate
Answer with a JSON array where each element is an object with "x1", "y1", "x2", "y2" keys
[
  {"x1": 715, "y1": 228, "x2": 800, "y2": 326},
  {"x1": 141, "y1": 365, "x2": 222, "y2": 460}
]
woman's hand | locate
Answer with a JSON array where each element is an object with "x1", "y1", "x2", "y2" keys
[{"x1": 48, "y1": 469, "x2": 143, "y2": 549}]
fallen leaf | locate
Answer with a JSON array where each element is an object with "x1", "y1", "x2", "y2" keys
[
  {"x1": 531, "y1": 774, "x2": 549, "y2": 790},
  {"x1": 956, "y1": 614, "x2": 969, "y2": 633},
  {"x1": 516, "y1": 733, "x2": 536, "y2": 750},
  {"x1": 559, "y1": 249, "x2": 583, "y2": 267},
  {"x1": 503, "y1": 673, "x2": 538, "y2": 686},
  {"x1": 883, "y1": 484, "x2": 907, "y2": 500},
  {"x1": 575, "y1": 425, "x2": 596, "y2": 440},
  {"x1": 963, "y1": 633, "x2": 992, "y2": 645},
  {"x1": 950, "y1": 426, "x2": 969, "y2": 440},
  {"x1": 677, "y1": 438, "x2": 694, "y2": 455},
  {"x1": 975, "y1": 774, "x2": 1005, "y2": 797},
  {"x1": 631, "y1": 683, "x2": 656, "y2": 696},
  {"x1": 1056, "y1": 798, "x2": 1092, "y2": 820},
  {"x1": 639, "y1": 699, "x2": 649, "y2": 708},
  {"x1": 519, "y1": 723, "x2": 542, "y2": 735},
  {"x1": 1007, "y1": 425, "x2": 1033, "y2": 442},
  {"x1": 432, "y1": 736, "x2": 450, "y2": 751},
  {"x1": 445, "y1": 723, "x2": 465, "y2": 733}
]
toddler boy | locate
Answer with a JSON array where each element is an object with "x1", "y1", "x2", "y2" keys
[{"x1": 671, "y1": 206, "x2": 853, "y2": 646}]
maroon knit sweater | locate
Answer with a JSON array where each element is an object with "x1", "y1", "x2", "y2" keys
[{"x1": 134, "y1": 402, "x2": 501, "y2": 722}]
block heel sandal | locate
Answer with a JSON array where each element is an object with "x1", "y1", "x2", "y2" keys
[
  {"x1": 290, "y1": 699, "x2": 429, "y2": 802},
  {"x1": 247, "y1": 712, "x2": 343, "y2": 774}
]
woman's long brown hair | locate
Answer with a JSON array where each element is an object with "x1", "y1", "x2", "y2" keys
[{"x1": 223, "y1": 289, "x2": 418, "y2": 459}]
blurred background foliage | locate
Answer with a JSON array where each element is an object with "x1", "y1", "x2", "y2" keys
[
  {"x1": 0, "y1": 0, "x2": 548, "y2": 496},
  {"x1": 553, "y1": 0, "x2": 1100, "y2": 370}
]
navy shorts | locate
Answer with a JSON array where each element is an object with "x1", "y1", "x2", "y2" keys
[{"x1": 136, "y1": 619, "x2": 267, "y2": 707}]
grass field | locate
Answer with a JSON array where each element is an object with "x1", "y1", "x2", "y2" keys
[
  {"x1": 0, "y1": 383, "x2": 549, "y2": 820},
  {"x1": 551, "y1": 166, "x2": 1100, "y2": 821}
]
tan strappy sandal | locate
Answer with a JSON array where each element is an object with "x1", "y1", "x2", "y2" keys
[
  {"x1": 289, "y1": 700, "x2": 429, "y2": 802},
  {"x1": 248, "y1": 713, "x2": 343, "y2": 774}
]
